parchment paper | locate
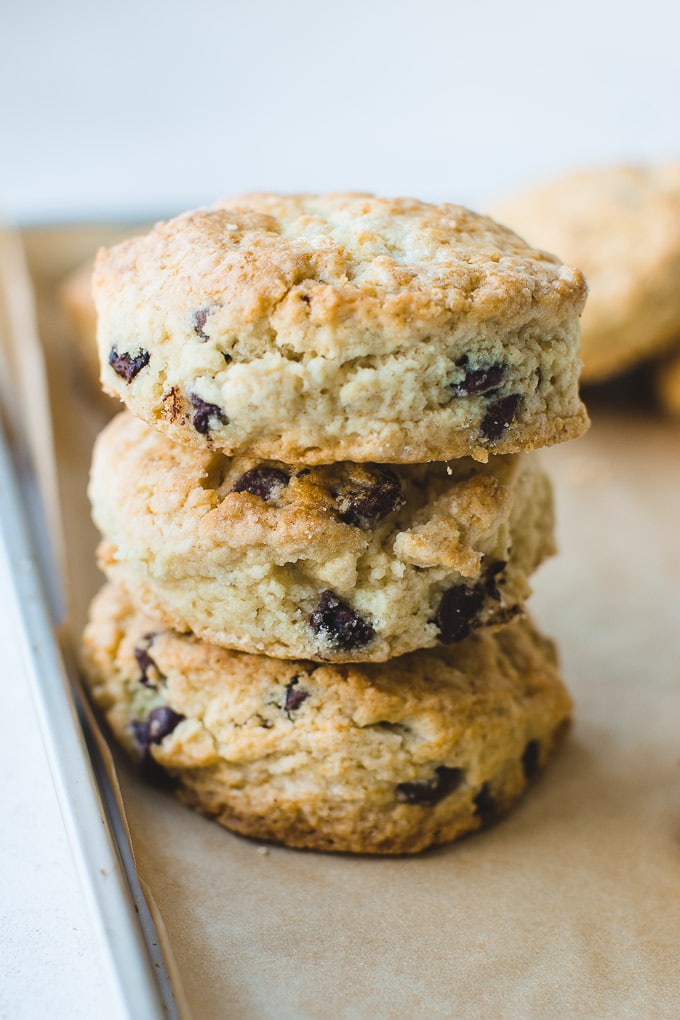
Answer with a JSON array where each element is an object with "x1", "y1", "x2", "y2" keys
[{"x1": 23, "y1": 226, "x2": 680, "y2": 1020}]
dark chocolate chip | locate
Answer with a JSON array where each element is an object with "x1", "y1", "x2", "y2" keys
[
  {"x1": 130, "y1": 718, "x2": 179, "y2": 787},
  {"x1": 333, "y1": 466, "x2": 404, "y2": 529},
  {"x1": 452, "y1": 357, "x2": 505, "y2": 396},
  {"x1": 396, "y1": 766, "x2": 464, "y2": 805},
  {"x1": 436, "y1": 584, "x2": 485, "y2": 643},
  {"x1": 309, "y1": 590, "x2": 376, "y2": 651},
  {"x1": 480, "y1": 394, "x2": 522, "y2": 442},
  {"x1": 233, "y1": 466, "x2": 290, "y2": 501},
  {"x1": 192, "y1": 307, "x2": 211, "y2": 341},
  {"x1": 521, "y1": 739, "x2": 541, "y2": 780},
  {"x1": 190, "y1": 393, "x2": 228, "y2": 434},
  {"x1": 147, "y1": 706, "x2": 185, "y2": 744},
  {"x1": 299, "y1": 293, "x2": 311, "y2": 305},
  {"x1": 283, "y1": 678, "x2": 309, "y2": 717},
  {"x1": 473, "y1": 782, "x2": 498, "y2": 825},
  {"x1": 134, "y1": 646, "x2": 160, "y2": 688},
  {"x1": 109, "y1": 347, "x2": 150, "y2": 383}
]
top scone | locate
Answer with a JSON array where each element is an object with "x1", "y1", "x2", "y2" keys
[{"x1": 94, "y1": 193, "x2": 588, "y2": 465}]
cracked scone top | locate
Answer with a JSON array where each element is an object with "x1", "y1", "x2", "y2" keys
[
  {"x1": 94, "y1": 193, "x2": 588, "y2": 464},
  {"x1": 81, "y1": 584, "x2": 572, "y2": 854}
]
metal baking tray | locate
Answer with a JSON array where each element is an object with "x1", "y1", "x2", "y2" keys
[{"x1": 0, "y1": 223, "x2": 184, "y2": 1020}]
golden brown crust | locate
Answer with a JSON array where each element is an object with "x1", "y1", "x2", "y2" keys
[{"x1": 98, "y1": 194, "x2": 587, "y2": 342}]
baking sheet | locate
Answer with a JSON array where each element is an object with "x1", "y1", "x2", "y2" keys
[{"x1": 24, "y1": 225, "x2": 680, "y2": 1019}]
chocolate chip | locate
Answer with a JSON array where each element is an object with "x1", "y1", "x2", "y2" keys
[
  {"x1": 233, "y1": 466, "x2": 290, "y2": 501},
  {"x1": 333, "y1": 465, "x2": 404, "y2": 529},
  {"x1": 283, "y1": 678, "x2": 309, "y2": 717},
  {"x1": 396, "y1": 766, "x2": 464, "y2": 805},
  {"x1": 130, "y1": 718, "x2": 180, "y2": 787},
  {"x1": 480, "y1": 394, "x2": 522, "y2": 442},
  {"x1": 452, "y1": 357, "x2": 505, "y2": 396},
  {"x1": 190, "y1": 393, "x2": 228, "y2": 434},
  {"x1": 473, "y1": 783, "x2": 498, "y2": 825},
  {"x1": 147, "y1": 706, "x2": 185, "y2": 744},
  {"x1": 109, "y1": 347, "x2": 150, "y2": 383},
  {"x1": 521, "y1": 739, "x2": 541, "y2": 780},
  {"x1": 300, "y1": 293, "x2": 311, "y2": 305},
  {"x1": 192, "y1": 307, "x2": 211, "y2": 340},
  {"x1": 134, "y1": 644, "x2": 161, "y2": 688},
  {"x1": 310, "y1": 590, "x2": 376, "y2": 651},
  {"x1": 436, "y1": 584, "x2": 485, "y2": 643}
]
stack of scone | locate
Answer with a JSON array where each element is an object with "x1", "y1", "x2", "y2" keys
[{"x1": 81, "y1": 193, "x2": 588, "y2": 854}]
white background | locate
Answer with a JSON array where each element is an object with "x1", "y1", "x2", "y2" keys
[
  {"x1": 2, "y1": 0, "x2": 680, "y2": 224},
  {"x1": 1, "y1": 2, "x2": 679, "y2": 1018}
]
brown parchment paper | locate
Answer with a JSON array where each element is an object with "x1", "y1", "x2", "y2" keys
[{"x1": 23, "y1": 226, "x2": 680, "y2": 1020}]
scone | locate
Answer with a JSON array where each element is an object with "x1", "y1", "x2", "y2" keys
[
  {"x1": 81, "y1": 584, "x2": 573, "y2": 855},
  {"x1": 90, "y1": 411, "x2": 555, "y2": 662},
  {"x1": 93, "y1": 193, "x2": 588, "y2": 465},
  {"x1": 492, "y1": 164, "x2": 680, "y2": 383}
]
